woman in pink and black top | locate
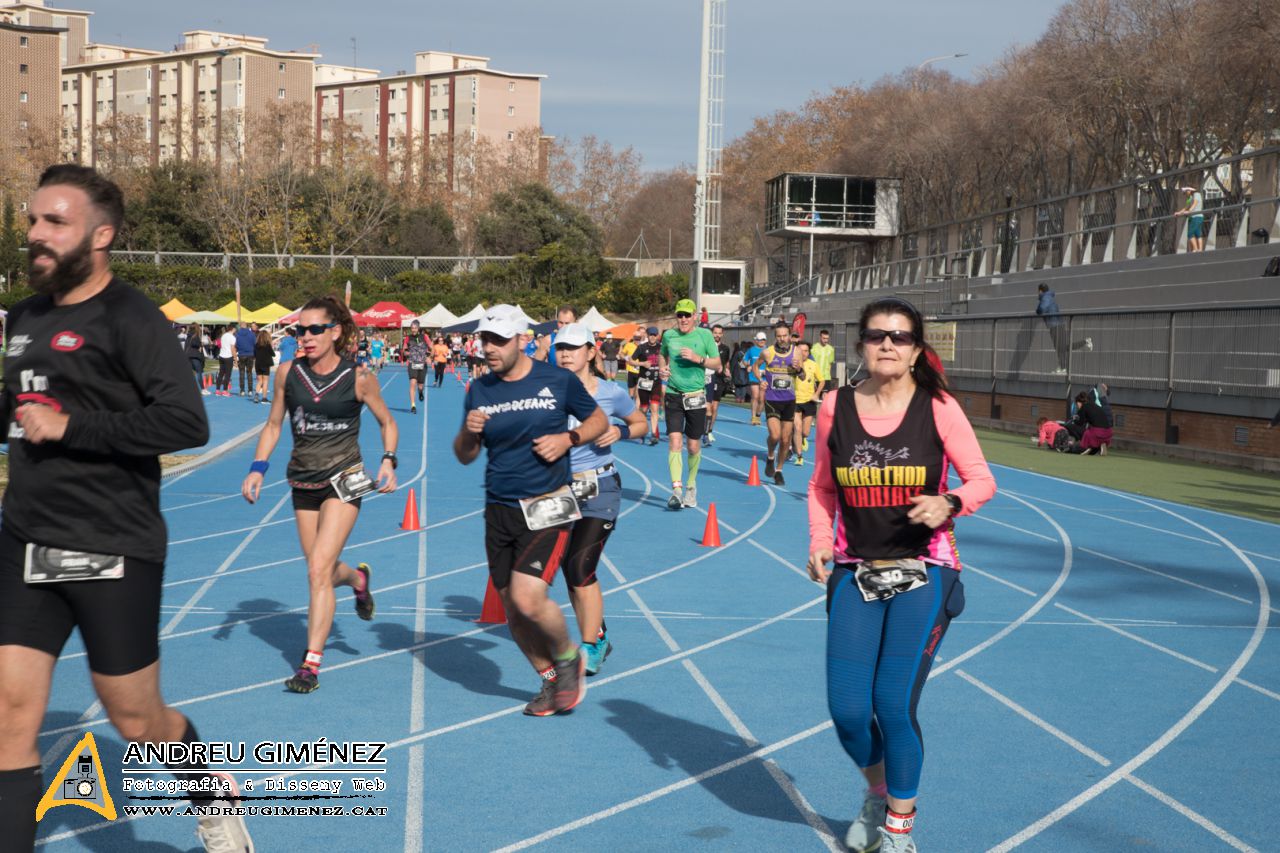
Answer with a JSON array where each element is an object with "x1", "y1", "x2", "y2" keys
[{"x1": 807, "y1": 297, "x2": 996, "y2": 853}]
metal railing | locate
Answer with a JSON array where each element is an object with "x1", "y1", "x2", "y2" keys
[{"x1": 754, "y1": 147, "x2": 1280, "y2": 304}]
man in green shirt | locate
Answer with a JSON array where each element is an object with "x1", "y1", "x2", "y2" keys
[
  {"x1": 811, "y1": 328, "x2": 836, "y2": 399},
  {"x1": 658, "y1": 298, "x2": 721, "y2": 510}
]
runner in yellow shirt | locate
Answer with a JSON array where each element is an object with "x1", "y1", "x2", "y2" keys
[
  {"x1": 810, "y1": 328, "x2": 836, "y2": 399},
  {"x1": 792, "y1": 340, "x2": 821, "y2": 466},
  {"x1": 620, "y1": 332, "x2": 642, "y2": 404}
]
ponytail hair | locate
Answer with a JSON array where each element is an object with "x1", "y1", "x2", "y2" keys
[
  {"x1": 857, "y1": 296, "x2": 949, "y2": 401},
  {"x1": 302, "y1": 294, "x2": 357, "y2": 356}
]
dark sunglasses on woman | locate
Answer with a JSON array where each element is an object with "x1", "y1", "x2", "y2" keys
[{"x1": 860, "y1": 328, "x2": 918, "y2": 346}]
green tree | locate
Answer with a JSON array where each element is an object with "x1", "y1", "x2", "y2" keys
[
  {"x1": 0, "y1": 195, "x2": 23, "y2": 295},
  {"x1": 474, "y1": 183, "x2": 604, "y2": 257},
  {"x1": 388, "y1": 204, "x2": 459, "y2": 257},
  {"x1": 123, "y1": 163, "x2": 218, "y2": 252}
]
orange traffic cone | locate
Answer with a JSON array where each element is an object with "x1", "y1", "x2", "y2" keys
[
  {"x1": 474, "y1": 578, "x2": 507, "y2": 624},
  {"x1": 746, "y1": 456, "x2": 761, "y2": 486},
  {"x1": 700, "y1": 503, "x2": 722, "y2": 547},
  {"x1": 400, "y1": 487, "x2": 421, "y2": 531}
]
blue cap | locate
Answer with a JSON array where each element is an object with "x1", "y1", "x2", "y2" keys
[{"x1": 646, "y1": 326, "x2": 659, "y2": 336}]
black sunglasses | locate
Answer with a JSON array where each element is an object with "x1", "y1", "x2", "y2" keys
[
  {"x1": 860, "y1": 328, "x2": 918, "y2": 346},
  {"x1": 675, "y1": 312, "x2": 693, "y2": 319},
  {"x1": 299, "y1": 322, "x2": 338, "y2": 336}
]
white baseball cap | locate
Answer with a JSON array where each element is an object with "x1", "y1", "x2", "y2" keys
[
  {"x1": 476, "y1": 304, "x2": 525, "y2": 340},
  {"x1": 553, "y1": 323, "x2": 594, "y2": 348},
  {"x1": 754, "y1": 331, "x2": 767, "y2": 341}
]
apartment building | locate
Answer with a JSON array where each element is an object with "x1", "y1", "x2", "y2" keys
[
  {"x1": 60, "y1": 30, "x2": 316, "y2": 168},
  {"x1": 0, "y1": 0, "x2": 89, "y2": 66},
  {"x1": 315, "y1": 50, "x2": 545, "y2": 185}
]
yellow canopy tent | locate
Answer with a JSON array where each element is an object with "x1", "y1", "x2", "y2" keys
[
  {"x1": 160, "y1": 298, "x2": 195, "y2": 322},
  {"x1": 245, "y1": 302, "x2": 292, "y2": 325},
  {"x1": 212, "y1": 301, "x2": 248, "y2": 323}
]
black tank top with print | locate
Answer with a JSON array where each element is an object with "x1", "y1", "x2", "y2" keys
[
  {"x1": 827, "y1": 384, "x2": 945, "y2": 561},
  {"x1": 284, "y1": 358, "x2": 362, "y2": 486}
]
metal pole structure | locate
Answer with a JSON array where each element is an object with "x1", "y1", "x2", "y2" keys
[{"x1": 692, "y1": 0, "x2": 726, "y2": 266}]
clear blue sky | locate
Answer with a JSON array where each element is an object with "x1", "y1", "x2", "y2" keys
[{"x1": 73, "y1": 0, "x2": 1064, "y2": 170}]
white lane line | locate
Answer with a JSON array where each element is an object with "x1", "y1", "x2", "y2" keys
[
  {"x1": 989, "y1": 497, "x2": 1269, "y2": 852},
  {"x1": 625, "y1": 589, "x2": 841, "y2": 852},
  {"x1": 404, "y1": 381, "x2": 430, "y2": 853},
  {"x1": 1237, "y1": 678, "x2": 1280, "y2": 702},
  {"x1": 955, "y1": 670, "x2": 1111, "y2": 766},
  {"x1": 1053, "y1": 604, "x2": 1218, "y2": 674},
  {"x1": 161, "y1": 421, "x2": 265, "y2": 486},
  {"x1": 748, "y1": 538, "x2": 817, "y2": 582},
  {"x1": 974, "y1": 513, "x2": 1058, "y2": 543},
  {"x1": 1124, "y1": 775, "x2": 1259, "y2": 853},
  {"x1": 168, "y1": 515, "x2": 295, "y2": 545},
  {"x1": 164, "y1": 477, "x2": 287, "y2": 511},
  {"x1": 963, "y1": 564, "x2": 1037, "y2": 597},
  {"x1": 162, "y1": 490, "x2": 292, "y2": 635},
  {"x1": 1079, "y1": 547, "x2": 1279, "y2": 615}
]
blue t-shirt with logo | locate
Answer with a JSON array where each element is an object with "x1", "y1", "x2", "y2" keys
[
  {"x1": 742, "y1": 345, "x2": 763, "y2": 383},
  {"x1": 464, "y1": 359, "x2": 599, "y2": 506},
  {"x1": 568, "y1": 379, "x2": 635, "y2": 473}
]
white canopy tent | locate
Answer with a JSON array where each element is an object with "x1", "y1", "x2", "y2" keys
[
  {"x1": 453, "y1": 303, "x2": 487, "y2": 324},
  {"x1": 579, "y1": 306, "x2": 618, "y2": 334},
  {"x1": 406, "y1": 303, "x2": 459, "y2": 328}
]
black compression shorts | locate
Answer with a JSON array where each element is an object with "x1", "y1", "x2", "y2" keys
[
  {"x1": 484, "y1": 504, "x2": 571, "y2": 590},
  {"x1": 291, "y1": 484, "x2": 363, "y2": 512},
  {"x1": 796, "y1": 400, "x2": 817, "y2": 418},
  {"x1": 664, "y1": 392, "x2": 708, "y2": 440},
  {"x1": 0, "y1": 526, "x2": 163, "y2": 675},
  {"x1": 765, "y1": 399, "x2": 797, "y2": 421}
]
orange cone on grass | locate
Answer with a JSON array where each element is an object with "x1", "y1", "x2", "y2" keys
[
  {"x1": 400, "y1": 487, "x2": 421, "y2": 531},
  {"x1": 475, "y1": 578, "x2": 507, "y2": 624},
  {"x1": 700, "y1": 503, "x2": 722, "y2": 547},
  {"x1": 746, "y1": 456, "x2": 762, "y2": 486}
]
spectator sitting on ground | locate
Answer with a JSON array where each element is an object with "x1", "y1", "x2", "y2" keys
[{"x1": 1065, "y1": 391, "x2": 1113, "y2": 455}]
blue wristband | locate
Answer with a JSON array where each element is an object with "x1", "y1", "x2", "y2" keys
[{"x1": 249, "y1": 460, "x2": 269, "y2": 475}]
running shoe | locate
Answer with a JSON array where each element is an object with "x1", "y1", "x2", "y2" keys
[
  {"x1": 419, "y1": 389, "x2": 424, "y2": 401},
  {"x1": 668, "y1": 484, "x2": 684, "y2": 510},
  {"x1": 285, "y1": 667, "x2": 318, "y2": 694},
  {"x1": 845, "y1": 793, "x2": 887, "y2": 852},
  {"x1": 682, "y1": 484, "x2": 697, "y2": 509},
  {"x1": 794, "y1": 455, "x2": 804, "y2": 467},
  {"x1": 354, "y1": 563, "x2": 375, "y2": 620},
  {"x1": 773, "y1": 470, "x2": 785, "y2": 486},
  {"x1": 196, "y1": 773, "x2": 255, "y2": 852},
  {"x1": 411, "y1": 405, "x2": 417, "y2": 414},
  {"x1": 582, "y1": 635, "x2": 613, "y2": 676},
  {"x1": 523, "y1": 679, "x2": 558, "y2": 716},
  {"x1": 751, "y1": 416, "x2": 761, "y2": 426},
  {"x1": 201, "y1": 389, "x2": 211, "y2": 396},
  {"x1": 1099, "y1": 443, "x2": 1108, "y2": 456},
  {"x1": 802, "y1": 437, "x2": 809, "y2": 452},
  {"x1": 552, "y1": 650, "x2": 586, "y2": 712},
  {"x1": 704, "y1": 431, "x2": 715, "y2": 446},
  {"x1": 877, "y1": 828, "x2": 917, "y2": 853},
  {"x1": 765, "y1": 458, "x2": 776, "y2": 478}
]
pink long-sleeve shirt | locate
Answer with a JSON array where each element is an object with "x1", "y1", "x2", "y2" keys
[{"x1": 808, "y1": 389, "x2": 997, "y2": 569}]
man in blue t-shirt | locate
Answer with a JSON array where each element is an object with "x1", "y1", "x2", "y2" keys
[
  {"x1": 278, "y1": 327, "x2": 298, "y2": 364},
  {"x1": 234, "y1": 321, "x2": 257, "y2": 396},
  {"x1": 740, "y1": 331, "x2": 766, "y2": 425},
  {"x1": 454, "y1": 304, "x2": 607, "y2": 717}
]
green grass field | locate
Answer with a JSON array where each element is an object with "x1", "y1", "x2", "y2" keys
[{"x1": 974, "y1": 427, "x2": 1280, "y2": 523}]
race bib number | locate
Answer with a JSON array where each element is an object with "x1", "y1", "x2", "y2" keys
[
  {"x1": 570, "y1": 470, "x2": 600, "y2": 502},
  {"x1": 410, "y1": 363, "x2": 425, "y2": 370},
  {"x1": 771, "y1": 376, "x2": 793, "y2": 391},
  {"x1": 682, "y1": 391, "x2": 707, "y2": 411},
  {"x1": 24, "y1": 543, "x2": 124, "y2": 583},
  {"x1": 853, "y1": 559, "x2": 929, "y2": 602},
  {"x1": 519, "y1": 485, "x2": 582, "y2": 531},
  {"x1": 330, "y1": 462, "x2": 376, "y2": 503},
  {"x1": 638, "y1": 378, "x2": 655, "y2": 391}
]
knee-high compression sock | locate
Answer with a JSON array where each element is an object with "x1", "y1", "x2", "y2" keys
[
  {"x1": 0, "y1": 766, "x2": 42, "y2": 851},
  {"x1": 668, "y1": 452, "x2": 683, "y2": 485},
  {"x1": 165, "y1": 718, "x2": 228, "y2": 803},
  {"x1": 687, "y1": 452, "x2": 702, "y2": 486}
]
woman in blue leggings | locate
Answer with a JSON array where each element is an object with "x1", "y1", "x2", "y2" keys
[{"x1": 808, "y1": 298, "x2": 995, "y2": 852}]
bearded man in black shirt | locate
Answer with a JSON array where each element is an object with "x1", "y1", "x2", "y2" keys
[{"x1": 0, "y1": 166, "x2": 253, "y2": 852}]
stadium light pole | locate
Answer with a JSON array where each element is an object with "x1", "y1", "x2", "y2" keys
[{"x1": 914, "y1": 52, "x2": 967, "y2": 90}]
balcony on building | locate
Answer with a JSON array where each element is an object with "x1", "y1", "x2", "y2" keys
[{"x1": 764, "y1": 173, "x2": 901, "y2": 240}]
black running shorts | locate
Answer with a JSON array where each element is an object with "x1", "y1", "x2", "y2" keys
[
  {"x1": 637, "y1": 381, "x2": 662, "y2": 408},
  {"x1": 706, "y1": 375, "x2": 725, "y2": 403},
  {"x1": 627, "y1": 372, "x2": 639, "y2": 389},
  {"x1": 664, "y1": 392, "x2": 708, "y2": 440},
  {"x1": 0, "y1": 526, "x2": 163, "y2": 676},
  {"x1": 408, "y1": 366, "x2": 426, "y2": 384},
  {"x1": 291, "y1": 484, "x2": 362, "y2": 512},
  {"x1": 765, "y1": 399, "x2": 797, "y2": 421},
  {"x1": 797, "y1": 400, "x2": 817, "y2": 418},
  {"x1": 484, "y1": 504, "x2": 571, "y2": 590}
]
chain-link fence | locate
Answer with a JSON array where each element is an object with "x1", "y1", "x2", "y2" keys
[{"x1": 944, "y1": 306, "x2": 1280, "y2": 399}]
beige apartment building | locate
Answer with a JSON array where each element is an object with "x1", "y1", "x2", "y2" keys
[
  {"x1": 315, "y1": 51, "x2": 545, "y2": 186},
  {"x1": 60, "y1": 30, "x2": 316, "y2": 168}
]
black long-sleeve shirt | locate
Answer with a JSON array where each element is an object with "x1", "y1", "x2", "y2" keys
[{"x1": 2, "y1": 277, "x2": 210, "y2": 562}]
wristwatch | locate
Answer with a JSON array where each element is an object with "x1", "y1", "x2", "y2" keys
[
  {"x1": 944, "y1": 493, "x2": 962, "y2": 515},
  {"x1": 382, "y1": 452, "x2": 398, "y2": 470},
  {"x1": 568, "y1": 430, "x2": 582, "y2": 446}
]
